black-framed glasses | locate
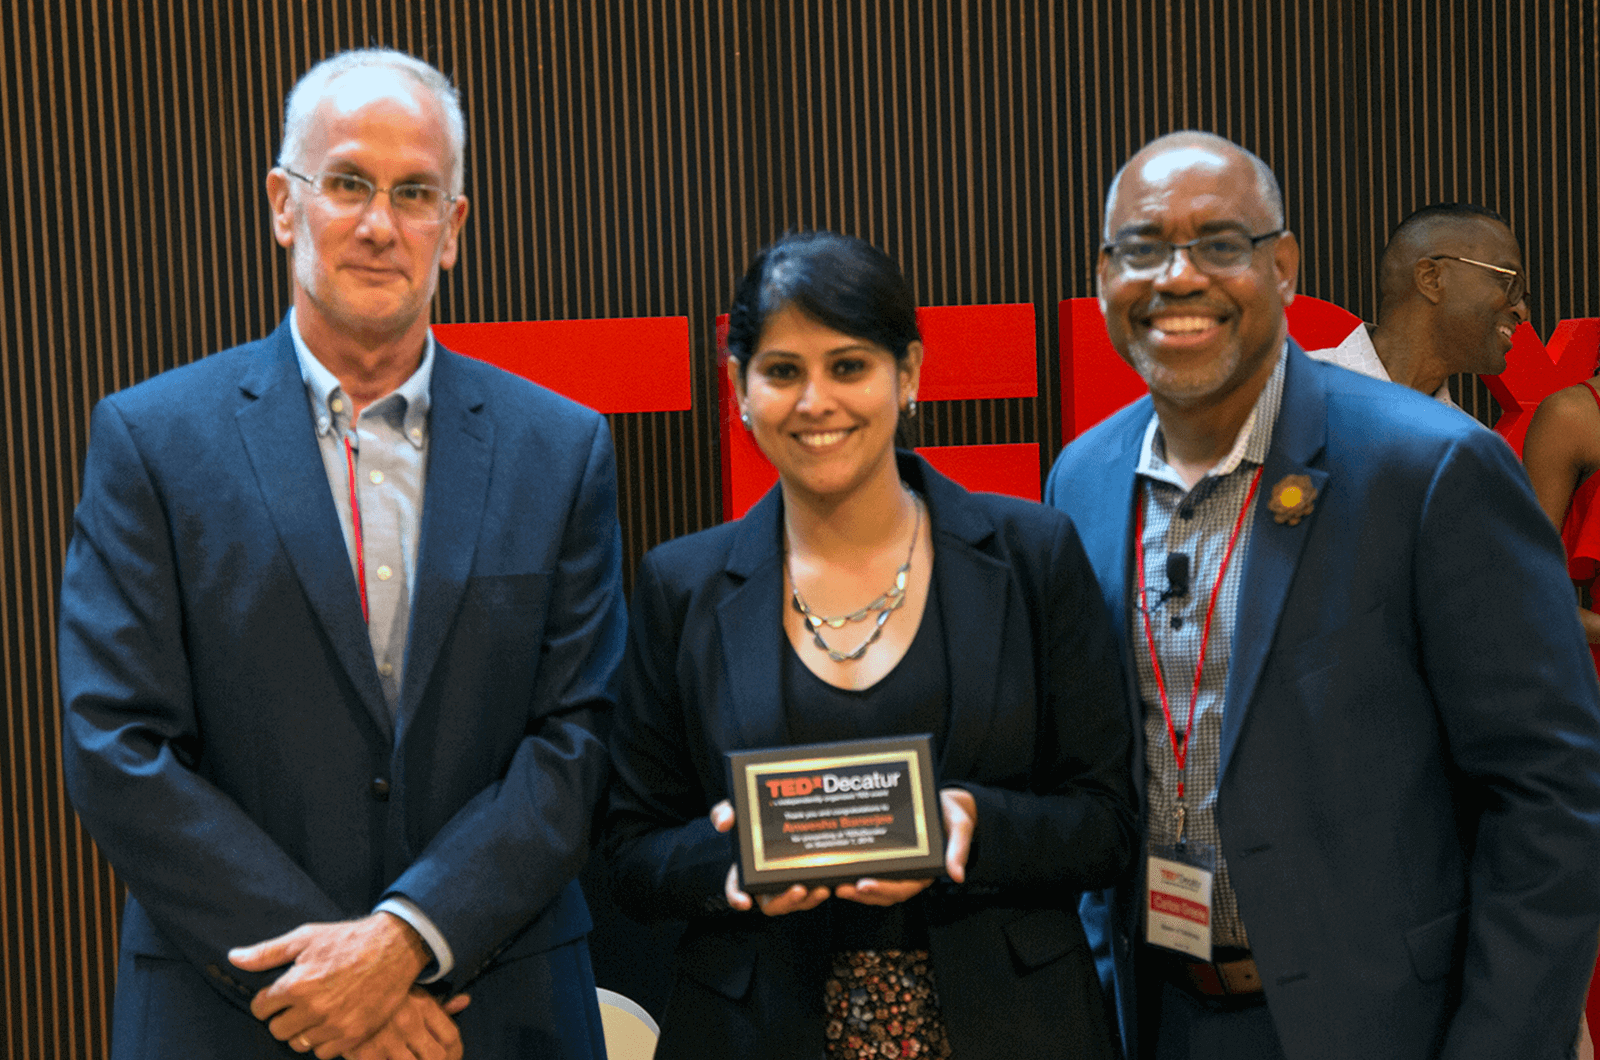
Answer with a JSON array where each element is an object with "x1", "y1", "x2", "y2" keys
[
  {"x1": 1428, "y1": 255, "x2": 1528, "y2": 305},
  {"x1": 283, "y1": 168, "x2": 457, "y2": 225},
  {"x1": 1102, "y1": 229, "x2": 1284, "y2": 278}
]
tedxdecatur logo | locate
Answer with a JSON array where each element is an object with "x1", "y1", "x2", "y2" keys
[{"x1": 765, "y1": 771, "x2": 904, "y2": 798}]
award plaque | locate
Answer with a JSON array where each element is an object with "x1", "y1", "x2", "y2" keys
[{"x1": 726, "y1": 734, "x2": 945, "y2": 893}]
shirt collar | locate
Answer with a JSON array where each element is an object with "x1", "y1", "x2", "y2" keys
[
  {"x1": 1344, "y1": 322, "x2": 1458, "y2": 409},
  {"x1": 290, "y1": 307, "x2": 433, "y2": 447},
  {"x1": 1136, "y1": 342, "x2": 1288, "y2": 490}
]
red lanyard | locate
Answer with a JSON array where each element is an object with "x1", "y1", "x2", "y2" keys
[
  {"x1": 1134, "y1": 465, "x2": 1262, "y2": 803},
  {"x1": 342, "y1": 433, "x2": 369, "y2": 624}
]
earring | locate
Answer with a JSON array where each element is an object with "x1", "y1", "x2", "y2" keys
[
  {"x1": 740, "y1": 411, "x2": 751, "y2": 430},
  {"x1": 907, "y1": 399, "x2": 918, "y2": 418}
]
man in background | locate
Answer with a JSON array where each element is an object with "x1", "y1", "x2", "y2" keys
[
  {"x1": 1309, "y1": 203, "x2": 1529, "y2": 406},
  {"x1": 58, "y1": 49, "x2": 623, "y2": 1059}
]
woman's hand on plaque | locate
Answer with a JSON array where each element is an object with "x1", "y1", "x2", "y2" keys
[
  {"x1": 834, "y1": 876, "x2": 933, "y2": 906},
  {"x1": 938, "y1": 787, "x2": 976, "y2": 884},
  {"x1": 711, "y1": 799, "x2": 832, "y2": 916},
  {"x1": 835, "y1": 788, "x2": 974, "y2": 904}
]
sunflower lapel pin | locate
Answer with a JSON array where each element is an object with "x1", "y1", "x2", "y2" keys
[{"x1": 1268, "y1": 474, "x2": 1316, "y2": 526}]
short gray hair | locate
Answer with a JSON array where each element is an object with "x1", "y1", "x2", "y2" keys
[{"x1": 277, "y1": 48, "x2": 467, "y2": 194}]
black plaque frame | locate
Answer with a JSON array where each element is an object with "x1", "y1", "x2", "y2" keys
[{"x1": 726, "y1": 734, "x2": 945, "y2": 893}]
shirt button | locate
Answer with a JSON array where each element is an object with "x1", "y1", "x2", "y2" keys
[
  {"x1": 376, "y1": 565, "x2": 393, "y2": 581},
  {"x1": 369, "y1": 470, "x2": 385, "y2": 485},
  {"x1": 370, "y1": 777, "x2": 391, "y2": 800},
  {"x1": 330, "y1": 398, "x2": 344, "y2": 413},
  {"x1": 378, "y1": 663, "x2": 394, "y2": 677}
]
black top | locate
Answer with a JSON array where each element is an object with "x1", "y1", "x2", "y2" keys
[{"x1": 782, "y1": 574, "x2": 949, "y2": 951}]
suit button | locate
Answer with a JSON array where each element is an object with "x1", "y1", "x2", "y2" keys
[{"x1": 371, "y1": 777, "x2": 391, "y2": 800}]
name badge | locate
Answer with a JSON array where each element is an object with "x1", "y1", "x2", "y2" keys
[{"x1": 1145, "y1": 842, "x2": 1216, "y2": 962}]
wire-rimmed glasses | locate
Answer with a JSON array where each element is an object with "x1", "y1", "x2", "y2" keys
[{"x1": 283, "y1": 168, "x2": 457, "y2": 225}]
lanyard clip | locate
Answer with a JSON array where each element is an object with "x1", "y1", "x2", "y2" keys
[{"x1": 1174, "y1": 804, "x2": 1186, "y2": 845}]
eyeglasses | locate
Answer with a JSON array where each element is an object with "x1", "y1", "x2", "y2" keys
[
  {"x1": 1427, "y1": 255, "x2": 1528, "y2": 305},
  {"x1": 283, "y1": 168, "x2": 457, "y2": 225},
  {"x1": 1102, "y1": 229, "x2": 1284, "y2": 278}
]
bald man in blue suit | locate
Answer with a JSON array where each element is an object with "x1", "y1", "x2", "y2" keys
[{"x1": 1048, "y1": 131, "x2": 1600, "y2": 1060}]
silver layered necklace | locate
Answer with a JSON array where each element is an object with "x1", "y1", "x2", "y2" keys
[{"x1": 786, "y1": 490, "x2": 923, "y2": 663}]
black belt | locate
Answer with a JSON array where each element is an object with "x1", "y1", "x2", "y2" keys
[{"x1": 1150, "y1": 945, "x2": 1266, "y2": 1005}]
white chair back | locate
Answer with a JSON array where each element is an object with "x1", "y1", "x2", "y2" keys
[{"x1": 596, "y1": 987, "x2": 660, "y2": 1060}]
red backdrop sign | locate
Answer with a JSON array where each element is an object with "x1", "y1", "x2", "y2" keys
[
  {"x1": 1486, "y1": 319, "x2": 1600, "y2": 455},
  {"x1": 438, "y1": 306, "x2": 1600, "y2": 517},
  {"x1": 435, "y1": 316, "x2": 692, "y2": 413}
]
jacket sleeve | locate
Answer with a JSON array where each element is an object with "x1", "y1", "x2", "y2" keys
[
  {"x1": 955, "y1": 516, "x2": 1140, "y2": 894},
  {"x1": 58, "y1": 398, "x2": 346, "y2": 1007},
  {"x1": 383, "y1": 412, "x2": 625, "y2": 983},
  {"x1": 1418, "y1": 431, "x2": 1600, "y2": 1060},
  {"x1": 603, "y1": 550, "x2": 745, "y2": 923}
]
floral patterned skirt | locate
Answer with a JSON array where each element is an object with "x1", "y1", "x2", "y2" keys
[{"x1": 823, "y1": 949, "x2": 953, "y2": 1059}]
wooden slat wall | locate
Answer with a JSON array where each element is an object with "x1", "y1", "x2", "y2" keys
[{"x1": 3, "y1": 1, "x2": 1596, "y2": 1055}]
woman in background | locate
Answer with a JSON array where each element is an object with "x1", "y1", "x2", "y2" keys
[
  {"x1": 1524, "y1": 374, "x2": 1600, "y2": 655},
  {"x1": 1523, "y1": 372, "x2": 1600, "y2": 1060},
  {"x1": 603, "y1": 230, "x2": 1136, "y2": 1060}
]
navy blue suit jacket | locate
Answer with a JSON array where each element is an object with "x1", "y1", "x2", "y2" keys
[
  {"x1": 604, "y1": 453, "x2": 1137, "y2": 1060},
  {"x1": 1046, "y1": 341, "x2": 1600, "y2": 1060},
  {"x1": 58, "y1": 321, "x2": 626, "y2": 1058}
]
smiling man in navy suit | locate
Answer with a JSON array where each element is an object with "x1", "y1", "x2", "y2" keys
[
  {"x1": 58, "y1": 49, "x2": 623, "y2": 1060},
  {"x1": 1047, "y1": 130, "x2": 1600, "y2": 1060}
]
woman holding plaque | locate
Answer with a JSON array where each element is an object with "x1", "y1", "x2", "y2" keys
[{"x1": 604, "y1": 231, "x2": 1136, "y2": 1060}]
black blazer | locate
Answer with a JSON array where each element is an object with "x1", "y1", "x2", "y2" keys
[{"x1": 603, "y1": 452, "x2": 1137, "y2": 1060}]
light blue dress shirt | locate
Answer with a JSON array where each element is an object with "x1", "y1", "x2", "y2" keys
[{"x1": 290, "y1": 309, "x2": 455, "y2": 981}]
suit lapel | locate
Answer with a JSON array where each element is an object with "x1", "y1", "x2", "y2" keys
[
  {"x1": 912, "y1": 459, "x2": 1009, "y2": 782},
  {"x1": 1101, "y1": 427, "x2": 1146, "y2": 801},
  {"x1": 1061, "y1": 412, "x2": 1147, "y2": 799},
  {"x1": 716, "y1": 487, "x2": 789, "y2": 749},
  {"x1": 400, "y1": 350, "x2": 491, "y2": 723},
  {"x1": 1219, "y1": 344, "x2": 1329, "y2": 777},
  {"x1": 1096, "y1": 428, "x2": 1142, "y2": 655},
  {"x1": 233, "y1": 325, "x2": 392, "y2": 736}
]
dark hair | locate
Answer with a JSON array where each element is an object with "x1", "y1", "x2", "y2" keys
[
  {"x1": 1388, "y1": 202, "x2": 1510, "y2": 245},
  {"x1": 1377, "y1": 203, "x2": 1519, "y2": 307},
  {"x1": 725, "y1": 231, "x2": 920, "y2": 378}
]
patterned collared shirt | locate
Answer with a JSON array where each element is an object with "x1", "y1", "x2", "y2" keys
[
  {"x1": 1307, "y1": 322, "x2": 1458, "y2": 409},
  {"x1": 1133, "y1": 346, "x2": 1287, "y2": 948}
]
